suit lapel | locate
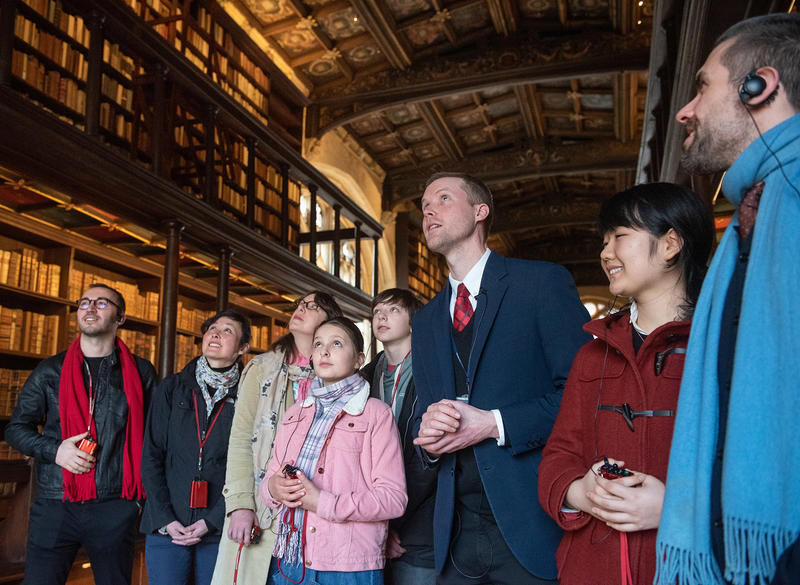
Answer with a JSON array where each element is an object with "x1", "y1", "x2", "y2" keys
[{"x1": 467, "y1": 252, "x2": 508, "y2": 385}]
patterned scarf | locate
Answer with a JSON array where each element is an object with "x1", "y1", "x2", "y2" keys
[
  {"x1": 273, "y1": 372, "x2": 365, "y2": 564},
  {"x1": 195, "y1": 356, "x2": 240, "y2": 417}
]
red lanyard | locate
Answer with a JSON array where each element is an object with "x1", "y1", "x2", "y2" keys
[
  {"x1": 385, "y1": 352, "x2": 411, "y2": 410},
  {"x1": 619, "y1": 532, "x2": 633, "y2": 585},
  {"x1": 192, "y1": 393, "x2": 226, "y2": 472}
]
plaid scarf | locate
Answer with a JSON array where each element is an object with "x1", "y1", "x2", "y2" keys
[
  {"x1": 194, "y1": 356, "x2": 240, "y2": 418},
  {"x1": 273, "y1": 372, "x2": 364, "y2": 564}
]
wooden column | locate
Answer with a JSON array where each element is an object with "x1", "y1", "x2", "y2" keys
[
  {"x1": 0, "y1": 0, "x2": 17, "y2": 85},
  {"x1": 246, "y1": 137, "x2": 257, "y2": 229},
  {"x1": 217, "y1": 246, "x2": 232, "y2": 312},
  {"x1": 151, "y1": 63, "x2": 167, "y2": 178},
  {"x1": 354, "y1": 221, "x2": 362, "y2": 290},
  {"x1": 280, "y1": 163, "x2": 290, "y2": 247},
  {"x1": 204, "y1": 105, "x2": 218, "y2": 205},
  {"x1": 373, "y1": 234, "x2": 380, "y2": 296},
  {"x1": 85, "y1": 11, "x2": 105, "y2": 137},
  {"x1": 333, "y1": 205, "x2": 341, "y2": 278},
  {"x1": 308, "y1": 184, "x2": 318, "y2": 266},
  {"x1": 158, "y1": 220, "x2": 183, "y2": 379}
]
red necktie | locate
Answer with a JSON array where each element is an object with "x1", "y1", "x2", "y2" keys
[
  {"x1": 453, "y1": 283, "x2": 474, "y2": 332},
  {"x1": 736, "y1": 181, "x2": 764, "y2": 240}
]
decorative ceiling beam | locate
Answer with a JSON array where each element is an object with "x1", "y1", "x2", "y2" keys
[
  {"x1": 486, "y1": 0, "x2": 518, "y2": 35},
  {"x1": 493, "y1": 200, "x2": 602, "y2": 234},
  {"x1": 260, "y1": 16, "x2": 299, "y2": 36},
  {"x1": 514, "y1": 85, "x2": 540, "y2": 139},
  {"x1": 396, "y1": 0, "x2": 477, "y2": 30},
  {"x1": 348, "y1": 0, "x2": 412, "y2": 69},
  {"x1": 417, "y1": 101, "x2": 464, "y2": 161},
  {"x1": 384, "y1": 138, "x2": 638, "y2": 206},
  {"x1": 307, "y1": 28, "x2": 650, "y2": 137},
  {"x1": 514, "y1": 237, "x2": 601, "y2": 263}
]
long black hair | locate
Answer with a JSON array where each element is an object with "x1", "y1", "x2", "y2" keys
[
  {"x1": 270, "y1": 290, "x2": 343, "y2": 361},
  {"x1": 597, "y1": 183, "x2": 715, "y2": 316}
]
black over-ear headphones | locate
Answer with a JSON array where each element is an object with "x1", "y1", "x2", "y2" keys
[{"x1": 739, "y1": 70, "x2": 767, "y2": 105}]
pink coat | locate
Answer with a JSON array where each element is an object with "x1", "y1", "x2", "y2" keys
[{"x1": 262, "y1": 379, "x2": 407, "y2": 572}]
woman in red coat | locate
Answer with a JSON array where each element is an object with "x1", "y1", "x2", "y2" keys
[{"x1": 538, "y1": 183, "x2": 714, "y2": 585}]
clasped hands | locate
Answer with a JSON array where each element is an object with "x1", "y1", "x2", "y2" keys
[
  {"x1": 260, "y1": 462, "x2": 320, "y2": 514},
  {"x1": 412, "y1": 399, "x2": 498, "y2": 456},
  {"x1": 565, "y1": 457, "x2": 665, "y2": 532},
  {"x1": 165, "y1": 519, "x2": 208, "y2": 546}
]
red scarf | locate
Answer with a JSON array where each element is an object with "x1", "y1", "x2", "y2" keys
[{"x1": 58, "y1": 337, "x2": 145, "y2": 501}]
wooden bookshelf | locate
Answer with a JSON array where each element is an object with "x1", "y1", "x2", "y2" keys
[
  {"x1": 405, "y1": 221, "x2": 447, "y2": 301},
  {"x1": 0, "y1": 210, "x2": 296, "y2": 447}
]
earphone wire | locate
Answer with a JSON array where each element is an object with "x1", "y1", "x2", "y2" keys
[
  {"x1": 742, "y1": 95, "x2": 800, "y2": 199},
  {"x1": 593, "y1": 295, "x2": 619, "y2": 462}
]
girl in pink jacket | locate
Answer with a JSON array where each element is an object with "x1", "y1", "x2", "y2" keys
[{"x1": 260, "y1": 316, "x2": 407, "y2": 585}]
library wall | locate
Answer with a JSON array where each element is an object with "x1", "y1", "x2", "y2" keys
[{"x1": 305, "y1": 130, "x2": 395, "y2": 294}]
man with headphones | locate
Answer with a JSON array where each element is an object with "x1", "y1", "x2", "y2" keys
[
  {"x1": 6, "y1": 283, "x2": 157, "y2": 585},
  {"x1": 655, "y1": 13, "x2": 800, "y2": 585}
]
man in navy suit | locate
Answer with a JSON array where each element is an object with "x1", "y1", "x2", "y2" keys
[{"x1": 412, "y1": 172, "x2": 591, "y2": 585}]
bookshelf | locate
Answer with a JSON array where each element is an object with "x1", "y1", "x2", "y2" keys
[
  {"x1": 120, "y1": 0, "x2": 277, "y2": 133},
  {"x1": 0, "y1": 207, "x2": 298, "y2": 517},
  {"x1": 406, "y1": 221, "x2": 447, "y2": 301},
  {"x1": 1, "y1": 0, "x2": 383, "y2": 311}
]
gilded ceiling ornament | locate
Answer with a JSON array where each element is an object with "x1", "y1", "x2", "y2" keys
[
  {"x1": 295, "y1": 15, "x2": 318, "y2": 30},
  {"x1": 430, "y1": 9, "x2": 452, "y2": 25},
  {"x1": 321, "y1": 48, "x2": 342, "y2": 61},
  {"x1": 569, "y1": 112, "x2": 586, "y2": 122},
  {"x1": 566, "y1": 90, "x2": 583, "y2": 101}
]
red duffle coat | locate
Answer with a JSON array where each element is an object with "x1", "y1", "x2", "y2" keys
[{"x1": 538, "y1": 312, "x2": 690, "y2": 585}]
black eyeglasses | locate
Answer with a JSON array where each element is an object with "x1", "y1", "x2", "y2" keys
[
  {"x1": 293, "y1": 299, "x2": 320, "y2": 312},
  {"x1": 76, "y1": 297, "x2": 120, "y2": 311}
]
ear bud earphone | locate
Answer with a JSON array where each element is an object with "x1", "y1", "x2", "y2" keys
[{"x1": 739, "y1": 70, "x2": 767, "y2": 105}]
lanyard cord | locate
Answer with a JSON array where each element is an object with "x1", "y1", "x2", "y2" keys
[
  {"x1": 384, "y1": 351, "x2": 411, "y2": 411},
  {"x1": 83, "y1": 361, "x2": 95, "y2": 435},
  {"x1": 278, "y1": 507, "x2": 308, "y2": 584},
  {"x1": 192, "y1": 393, "x2": 226, "y2": 473},
  {"x1": 620, "y1": 532, "x2": 633, "y2": 585}
]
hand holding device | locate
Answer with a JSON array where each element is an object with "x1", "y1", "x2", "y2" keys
[{"x1": 599, "y1": 456, "x2": 633, "y2": 479}]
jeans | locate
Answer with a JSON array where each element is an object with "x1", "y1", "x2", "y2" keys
[
  {"x1": 267, "y1": 557, "x2": 383, "y2": 585},
  {"x1": 145, "y1": 534, "x2": 220, "y2": 585},
  {"x1": 387, "y1": 559, "x2": 436, "y2": 585}
]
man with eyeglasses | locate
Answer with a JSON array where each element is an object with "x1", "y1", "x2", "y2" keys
[{"x1": 6, "y1": 283, "x2": 157, "y2": 585}]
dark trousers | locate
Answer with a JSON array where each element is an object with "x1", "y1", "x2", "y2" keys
[
  {"x1": 437, "y1": 450, "x2": 557, "y2": 585},
  {"x1": 23, "y1": 497, "x2": 139, "y2": 585}
]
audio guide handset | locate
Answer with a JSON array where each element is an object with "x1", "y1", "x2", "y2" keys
[{"x1": 598, "y1": 457, "x2": 633, "y2": 480}]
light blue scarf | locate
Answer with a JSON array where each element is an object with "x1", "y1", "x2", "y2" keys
[{"x1": 655, "y1": 114, "x2": 800, "y2": 585}]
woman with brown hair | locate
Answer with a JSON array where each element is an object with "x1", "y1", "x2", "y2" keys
[{"x1": 210, "y1": 291, "x2": 342, "y2": 585}]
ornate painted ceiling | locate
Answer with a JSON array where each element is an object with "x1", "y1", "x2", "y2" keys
[{"x1": 226, "y1": 0, "x2": 654, "y2": 285}]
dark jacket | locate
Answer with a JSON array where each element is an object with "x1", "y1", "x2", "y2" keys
[
  {"x1": 411, "y1": 252, "x2": 591, "y2": 577},
  {"x1": 5, "y1": 347, "x2": 157, "y2": 500},
  {"x1": 140, "y1": 357, "x2": 237, "y2": 540},
  {"x1": 362, "y1": 352, "x2": 437, "y2": 567},
  {"x1": 538, "y1": 313, "x2": 689, "y2": 585}
]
